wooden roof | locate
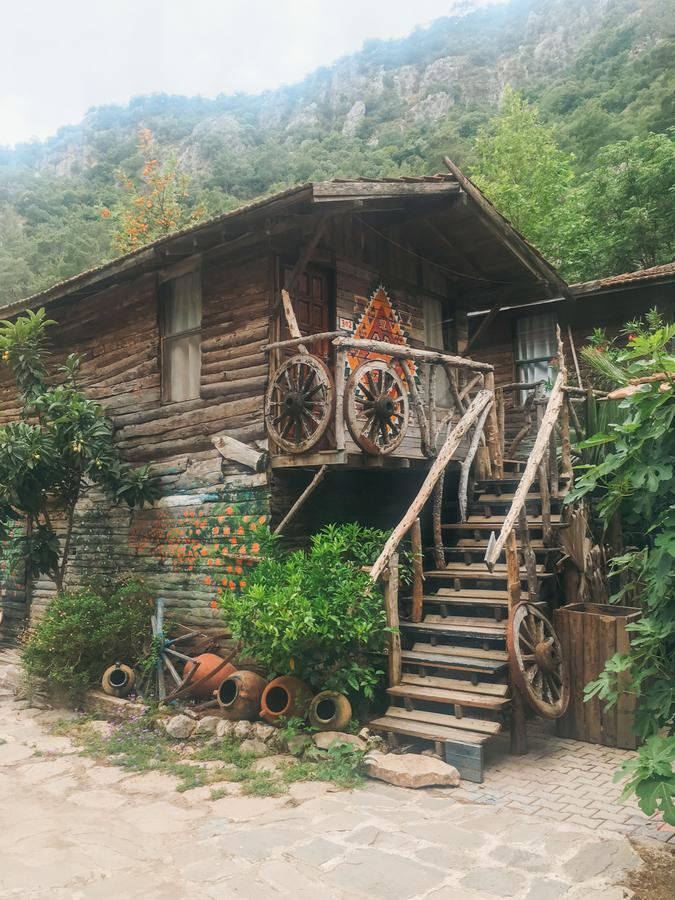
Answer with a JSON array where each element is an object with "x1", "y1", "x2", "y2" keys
[
  {"x1": 571, "y1": 261, "x2": 675, "y2": 296},
  {"x1": 2, "y1": 169, "x2": 569, "y2": 316}
]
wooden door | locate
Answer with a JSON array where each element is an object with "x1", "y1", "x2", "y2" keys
[{"x1": 283, "y1": 266, "x2": 333, "y2": 367}]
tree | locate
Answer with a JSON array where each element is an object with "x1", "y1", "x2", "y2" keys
[
  {"x1": 566, "y1": 130, "x2": 675, "y2": 280},
  {"x1": 568, "y1": 311, "x2": 674, "y2": 824},
  {"x1": 470, "y1": 88, "x2": 575, "y2": 265},
  {"x1": 0, "y1": 309, "x2": 158, "y2": 590},
  {"x1": 104, "y1": 128, "x2": 206, "y2": 254}
]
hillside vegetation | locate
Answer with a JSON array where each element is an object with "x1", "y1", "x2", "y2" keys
[{"x1": 0, "y1": 0, "x2": 673, "y2": 305}]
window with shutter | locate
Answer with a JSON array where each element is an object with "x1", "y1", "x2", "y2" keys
[{"x1": 160, "y1": 270, "x2": 202, "y2": 403}]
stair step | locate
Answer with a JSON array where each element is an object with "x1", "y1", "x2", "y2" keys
[
  {"x1": 401, "y1": 649, "x2": 508, "y2": 676},
  {"x1": 425, "y1": 613, "x2": 507, "y2": 629},
  {"x1": 422, "y1": 592, "x2": 510, "y2": 608},
  {"x1": 424, "y1": 568, "x2": 552, "y2": 583},
  {"x1": 400, "y1": 619, "x2": 505, "y2": 640},
  {"x1": 388, "y1": 683, "x2": 510, "y2": 711},
  {"x1": 412, "y1": 642, "x2": 508, "y2": 662},
  {"x1": 476, "y1": 476, "x2": 570, "y2": 492},
  {"x1": 383, "y1": 705, "x2": 501, "y2": 736},
  {"x1": 368, "y1": 714, "x2": 491, "y2": 746},
  {"x1": 433, "y1": 562, "x2": 546, "y2": 575},
  {"x1": 475, "y1": 491, "x2": 568, "y2": 503},
  {"x1": 401, "y1": 673, "x2": 509, "y2": 697},
  {"x1": 457, "y1": 539, "x2": 546, "y2": 549}
]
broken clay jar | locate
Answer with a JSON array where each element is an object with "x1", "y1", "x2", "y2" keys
[
  {"x1": 215, "y1": 670, "x2": 268, "y2": 720},
  {"x1": 308, "y1": 690, "x2": 352, "y2": 732},
  {"x1": 260, "y1": 675, "x2": 312, "y2": 724},
  {"x1": 101, "y1": 662, "x2": 135, "y2": 698},
  {"x1": 182, "y1": 653, "x2": 236, "y2": 699}
]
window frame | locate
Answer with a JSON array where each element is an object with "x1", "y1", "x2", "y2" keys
[
  {"x1": 159, "y1": 269, "x2": 202, "y2": 404},
  {"x1": 512, "y1": 311, "x2": 557, "y2": 406}
]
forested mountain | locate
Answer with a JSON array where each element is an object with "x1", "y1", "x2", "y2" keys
[{"x1": 1, "y1": 0, "x2": 673, "y2": 304}]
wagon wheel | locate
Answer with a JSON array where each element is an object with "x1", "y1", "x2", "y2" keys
[
  {"x1": 265, "y1": 354, "x2": 334, "y2": 454},
  {"x1": 344, "y1": 360, "x2": 409, "y2": 455},
  {"x1": 508, "y1": 602, "x2": 569, "y2": 719}
]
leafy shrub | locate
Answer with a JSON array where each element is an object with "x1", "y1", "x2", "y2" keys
[
  {"x1": 22, "y1": 580, "x2": 153, "y2": 702},
  {"x1": 218, "y1": 523, "x2": 408, "y2": 699}
]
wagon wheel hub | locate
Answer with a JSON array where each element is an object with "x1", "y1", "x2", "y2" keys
[
  {"x1": 508, "y1": 602, "x2": 570, "y2": 720},
  {"x1": 534, "y1": 638, "x2": 556, "y2": 675},
  {"x1": 344, "y1": 360, "x2": 410, "y2": 456},
  {"x1": 284, "y1": 391, "x2": 306, "y2": 417}
]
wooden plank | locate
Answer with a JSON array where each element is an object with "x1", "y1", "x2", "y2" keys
[
  {"x1": 400, "y1": 650, "x2": 507, "y2": 675},
  {"x1": 384, "y1": 705, "x2": 501, "y2": 736},
  {"x1": 423, "y1": 614, "x2": 507, "y2": 629},
  {"x1": 615, "y1": 613, "x2": 638, "y2": 750},
  {"x1": 369, "y1": 715, "x2": 490, "y2": 745},
  {"x1": 388, "y1": 684, "x2": 509, "y2": 710},
  {"x1": 583, "y1": 607, "x2": 603, "y2": 745},
  {"x1": 212, "y1": 434, "x2": 267, "y2": 472},
  {"x1": 444, "y1": 742, "x2": 485, "y2": 783},
  {"x1": 569, "y1": 609, "x2": 586, "y2": 742},
  {"x1": 401, "y1": 620, "x2": 504, "y2": 639},
  {"x1": 599, "y1": 615, "x2": 618, "y2": 748},
  {"x1": 411, "y1": 642, "x2": 508, "y2": 662},
  {"x1": 401, "y1": 672, "x2": 509, "y2": 696}
]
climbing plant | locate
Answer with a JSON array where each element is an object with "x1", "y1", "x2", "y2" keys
[
  {"x1": 567, "y1": 310, "x2": 674, "y2": 824},
  {"x1": 0, "y1": 308, "x2": 158, "y2": 590}
]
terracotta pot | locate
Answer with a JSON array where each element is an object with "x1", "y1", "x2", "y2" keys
[
  {"x1": 215, "y1": 670, "x2": 268, "y2": 721},
  {"x1": 308, "y1": 690, "x2": 352, "y2": 732},
  {"x1": 101, "y1": 662, "x2": 135, "y2": 698},
  {"x1": 260, "y1": 675, "x2": 312, "y2": 724},
  {"x1": 182, "y1": 653, "x2": 236, "y2": 699}
]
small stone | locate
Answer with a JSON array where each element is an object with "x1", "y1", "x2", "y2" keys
[
  {"x1": 251, "y1": 754, "x2": 294, "y2": 774},
  {"x1": 216, "y1": 719, "x2": 236, "y2": 739},
  {"x1": 165, "y1": 714, "x2": 196, "y2": 739},
  {"x1": 251, "y1": 722, "x2": 276, "y2": 743},
  {"x1": 239, "y1": 738, "x2": 269, "y2": 756},
  {"x1": 87, "y1": 720, "x2": 114, "y2": 738},
  {"x1": 233, "y1": 720, "x2": 252, "y2": 740},
  {"x1": 364, "y1": 751, "x2": 460, "y2": 789},
  {"x1": 194, "y1": 716, "x2": 221, "y2": 736},
  {"x1": 358, "y1": 727, "x2": 371, "y2": 741},
  {"x1": 313, "y1": 731, "x2": 366, "y2": 751}
]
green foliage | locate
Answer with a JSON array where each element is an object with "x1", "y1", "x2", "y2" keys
[
  {"x1": 218, "y1": 523, "x2": 408, "y2": 699},
  {"x1": 568, "y1": 311, "x2": 674, "y2": 824},
  {"x1": 21, "y1": 580, "x2": 153, "y2": 702},
  {"x1": 471, "y1": 87, "x2": 575, "y2": 265},
  {"x1": 0, "y1": 310, "x2": 158, "y2": 588}
]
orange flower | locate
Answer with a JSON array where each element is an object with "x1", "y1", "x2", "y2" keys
[
  {"x1": 230, "y1": 537, "x2": 237, "y2": 545},
  {"x1": 228, "y1": 580, "x2": 236, "y2": 590},
  {"x1": 237, "y1": 526, "x2": 244, "y2": 536},
  {"x1": 212, "y1": 526, "x2": 219, "y2": 535},
  {"x1": 239, "y1": 580, "x2": 247, "y2": 589},
  {"x1": 235, "y1": 565, "x2": 243, "y2": 575},
  {"x1": 227, "y1": 564, "x2": 233, "y2": 573},
  {"x1": 210, "y1": 600, "x2": 218, "y2": 609},
  {"x1": 218, "y1": 515, "x2": 225, "y2": 524},
  {"x1": 250, "y1": 523, "x2": 257, "y2": 532},
  {"x1": 251, "y1": 543, "x2": 260, "y2": 554},
  {"x1": 201, "y1": 548, "x2": 208, "y2": 556},
  {"x1": 100, "y1": 207, "x2": 111, "y2": 218},
  {"x1": 258, "y1": 515, "x2": 266, "y2": 524},
  {"x1": 223, "y1": 526, "x2": 230, "y2": 535},
  {"x1": 243, "y1": 515, "x2": 249, "y2": 523},
  {"x1": 204, "y1": 576, "x2": 212, "y2": 585},
  {"x1": 221, "y1": 577, "x2": 228, "y2": 586},
  {"x1": 239, "y1": 546, "x2": 247, "y2": 555},
  {"x1": 226, "y1": 506, "x2": 234, "y2": 515}
]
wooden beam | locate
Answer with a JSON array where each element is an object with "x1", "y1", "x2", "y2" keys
[
  {"x1": 313, "y1": 181, "x2": 460, "y2": 201},
  {"x1": 333, "y1": 337, "x2": 493, "y2": 373},
  {"x1": 442, "y1": 156, "x2": 573, "y2": 301},
  {"x1": 285, "y1": 214, "x2": 330, "y2": 296},
  {"x1": 273, "y1": 466, "x2": 328, "y2": 535},
  {"x1": 212, "y1": 434, "x2": 268, "y2": 472},
  {"x1": 410, "y1": 518, "x2": 424, "y2": 624},
  {"x1": 384, "y1": 553, "x2": 402, "y2": 686}
]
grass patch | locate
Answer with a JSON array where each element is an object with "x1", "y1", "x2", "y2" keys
[{"x1": 52, "y1": 714, "x2": 366, "y2": 795}]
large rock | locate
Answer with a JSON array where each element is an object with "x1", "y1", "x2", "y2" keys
[
  {"x1": 313, "y1": 731, "x2": 366, "y2": 751},
  {"x1": 165, "y1": 714, "x2": 196, "y2": 740},
  {"x1": 233, "y1": 720, "x2": 252, "y2": 741},
  {"x1": 239, "y1": 738, "x2": 268, "y2": 757},
  {"x1": 216, "y1": 719, "x2": 236, "y2": 739},
  {"x1": 364, "y1": 751, "x2": 460, "y2": 789},
  {"x1": 251, "y1": 722, "x2": 276, "y2": 744}
]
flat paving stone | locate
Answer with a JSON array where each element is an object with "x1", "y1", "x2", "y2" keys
[
  {"x1": 324, "y1": 848, "x2": 445, "y2": 899},
  {"x1": 460, "y1": 866, "x2": 525, "y2": 898}
]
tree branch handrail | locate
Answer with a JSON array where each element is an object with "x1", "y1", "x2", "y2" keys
[
  {"x1": 370, "y1": 389, "x2": 494, "y2": 582},
  {"x1": 332, "y1": 336, "x2": 493, "y2": 373},
  {"x1": 484, "y1": 369, "x2": 566, "y2": 570}
]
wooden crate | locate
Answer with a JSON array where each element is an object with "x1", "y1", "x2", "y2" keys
[{"x1": 555, "y1": 602, "x2": 641, "y2": 750}]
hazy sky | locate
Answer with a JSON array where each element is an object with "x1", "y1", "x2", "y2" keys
[{"x1": 0, "y1": 0, "x2": 503, "y2": 146}]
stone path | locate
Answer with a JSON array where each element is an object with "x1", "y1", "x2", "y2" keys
[{"x1": 0, "y1": 650, "x2": 671, "y2": 900}]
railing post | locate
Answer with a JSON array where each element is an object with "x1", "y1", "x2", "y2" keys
[
  {"x1": 561, "y1": 394, "x2": 573, "y2": 480},
  {"x1": 410, "y1": 519, "x2": 424, "y2": 624},
  {"x1": 506, "y1": 529, "x2": 528, "y2": 755},
  {"x1": 384, "y1": 553, "x2": 402, "y2": 686},
  {"x1": 517, "y1": 507, "x2": 538, "y2": 603},
  {"x1": 334, "y1": 348, "x2": 346, "y2": 451},
  {"x1": 484, "y1": 371, "x2": 503, "y2": 478},
  {"x1": 538, "y1": 460, "x2": 552, "y2": 545}
]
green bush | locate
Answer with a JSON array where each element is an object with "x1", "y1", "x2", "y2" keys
[
  {"x1": 218, "y1": 523, "x2": 408, "y2": 700},
  {"x1": 22, "y1": 580, "x2": 153, "y2": 702}
]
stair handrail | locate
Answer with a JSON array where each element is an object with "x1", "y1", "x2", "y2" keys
[
  {"x1": 370, "y1": 389, "x2": 494, "y2": 583},
  {"x1": 484, "y1": 330, "x2": 569, "y2": 571}
]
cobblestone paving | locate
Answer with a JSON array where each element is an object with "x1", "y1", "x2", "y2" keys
[{"x1": 0, "y1": 650, "x2": 671, "y2": 899}]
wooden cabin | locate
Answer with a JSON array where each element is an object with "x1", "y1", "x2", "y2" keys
[
  {"x1": 0, "y1": 165, "x2": 569, "y2": 636},
  {"x1": 1, "y1": 161, "x2": 671, "y2": 776}
]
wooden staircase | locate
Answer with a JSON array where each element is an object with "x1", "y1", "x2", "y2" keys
[{"x1": 370, "y1": 459, "x2": 569, "y2": 781}]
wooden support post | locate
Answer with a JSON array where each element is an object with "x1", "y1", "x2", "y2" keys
[
  {"x1": 432, "y1": 476, "x2": 446, "y2": 570},
  {"x1": 384, "y1": 553, "x2": 402, "y2": 686},
  {"x1": 273, "y1": 466, "x2": 327, "y2": 535},
  {"x1": 370, "y1": 390, "x2": 492, "y2": 582},
  {"x1": 334, "y1": 348, "x2": 346, "y2": 451},
  {"x1": 518, "y1": 507, "x2": 538, "y2": 603},
  {"x1": 403, "y1": 365, "x2": 433, "y2": 457},
  {"x1": 484, "y1": 371, "x2": 503, "y2": 479},
  {"x1": 549, "y1": 428, "x2": 559, "y2": 499},
  {"x1": 459, "y1": 402, "x2": 491, "y2": 522},
  {"x1": 561, "y1": 395, "x2": 573, "y2": 480},
  {"x1": 428, "y1": 364, "x2": 438, "y2": 452},
  {"x1": 505, "y1": 529, "x2": 521, "y2": 609},
  {"x1": 411, "y1": 518, "x2": 424, "y2": 624},
  {"x1": 280, "y1": 289, "x2": 308, "y2": 355},
  {"x1": 497, "y1": 387, "x2": 506, "y2": 472},
  {"x1": 284, "y1": 214, "x2": 330, "y2": 297},
  {"x1": 538, "y1": 460, "x2": 552, "y2": 545}
]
